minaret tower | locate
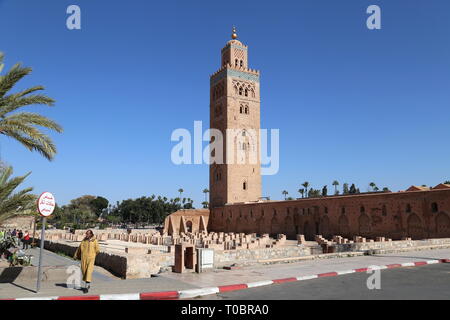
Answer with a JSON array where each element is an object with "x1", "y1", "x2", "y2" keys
[{"x1": 209, "y1": 27, "x2": 262, "y2": 208}]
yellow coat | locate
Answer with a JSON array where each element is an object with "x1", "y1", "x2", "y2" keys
[{"x1": 74, "y1": 238, "x2": 100, "y2": 282}]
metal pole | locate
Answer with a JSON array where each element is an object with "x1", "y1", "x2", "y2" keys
[
  {"x1": 36, "y1": 216, "x2": 46, "y2": 293},
  {"x1": 31, "y1": 217, "x2": 37, "y2": 247}
]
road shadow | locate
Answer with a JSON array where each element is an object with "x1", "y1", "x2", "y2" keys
[
  {"x1": 55, "y1": 283, "x2": 84, "y2": 292},
  {"x1": 0, "y1": 267, "x2": 22, "y2": 283}
]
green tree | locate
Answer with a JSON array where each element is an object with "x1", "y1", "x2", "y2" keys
[
  {"x1": 0, "y1": 166, "x2": 36, "y2": 222},
  {"x1": 343, "y1": 183, "x2": 349, "y2": 194},
  {"x1": 298, "y1": 188, "x2": 305, "y2": 199},
  {"x1": 444, "y1": 181, "x2": 450, "y2": 185},
  {"x1": 322, "y1": 185, "x2": 328, "y2": 197},
  {"x1": 90, "y1": 196, "x2": 109, "y2": 217},
  {"x1": 202, "y1": 188, "x2": 209, "y2": 208},
  {"x1": 302, "y1": 182, "x2": 310, "y2": 198},
  {"x1": 178, "y1": 188, "x2": 184, "y2": 199},
  {"x1": 0, "y1": 53, "x2": 63, "y2": 160},
  {"x1": 332, "y1": 180, "x2": 339, "y2": 195},
  {"x1": 308, "y1": 189, "x2": 321, "y2": 198},
  {"x1": 282, "y1": 190, "x2": 288, "y2": 200},
  {"x1": 369, "y1": 182, "x2": 377, "y2": 192}
]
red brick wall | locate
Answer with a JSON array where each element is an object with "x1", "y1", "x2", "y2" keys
[{"x1": 209, "y1": 189, "x2": 450, "y2": 240}]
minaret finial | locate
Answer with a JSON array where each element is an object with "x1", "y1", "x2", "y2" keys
[{"x1": 231, "y1": 26, "x2": 238, "y2": 40}]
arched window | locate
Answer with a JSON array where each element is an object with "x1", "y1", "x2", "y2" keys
[
  {"x1": 432, "y1": 202, "x2": 439, "y2": 213},
  {"x1": 360, "y1": 206, "x2": 365, "y2": 213},
  {"x1": 239, "y1": 87, "x2": 243, "y2": 95},
  {"x1": 235, "y1": 59, "x2": 238, "y2": 67},
  {"x1": 245, "y1": 106, "x2": 249, "y2": 114},
  {"x1": 239, "y1": 106, "x2": 243, "y2": 114},
  {"x1": 342, "y1": 207, "x2": 346, "y2": 214},
  {"x1": 382, "y1": 205, "x2": 387, "y2": 216},
  {"x1": 243, "y1": 181, "x2": 247, "y2": 190},
  {"x1": 240, "y1": 60, "x2": 243, "y2": 67},
  {"x1": 406, "y1": 204, "x2": 412, "y2": 213},
  {"x1": 245, "y1": 89, "x2": 248, "y2": 97}
]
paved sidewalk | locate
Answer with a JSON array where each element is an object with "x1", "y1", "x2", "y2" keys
[
  {"x1": 1, "y1": 248, "x2": 449, "y2": 299},
  {"x1": 25, "y1": 247, "x2": 113, "y2": 281}
]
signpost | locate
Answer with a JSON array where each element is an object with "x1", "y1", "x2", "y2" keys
[{"x1": 36, "y1": 192, "x2": 56, "y2": 293}]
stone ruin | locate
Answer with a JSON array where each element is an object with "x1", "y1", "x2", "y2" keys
[{"x1": 40, "y1": 229, "x2": 289, "y2": 253}]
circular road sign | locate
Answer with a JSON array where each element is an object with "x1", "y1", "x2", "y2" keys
[{"x1": 37, "y1": 192, "x2": 56, "y2": 217}]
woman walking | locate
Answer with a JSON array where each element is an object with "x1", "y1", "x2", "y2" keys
[{"x1": 74, "y1": 230, "x2": 100, "y2": 293}]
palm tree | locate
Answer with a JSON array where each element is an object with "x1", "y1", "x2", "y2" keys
[
  {"x1": 203, "y1": 188, "x2": 209, "y2": 203},
  {"x1": 282, "y1": 190, "x2": 288, "y2": 200},
  {"x1": 0, "y1": 166, "x2": 36, "y2": 223},
  {"x1": 332, "y1": 180, "x2": 339, "y2": 194},
  {"x1": 369, "y1": 182, "x2": 376, "y2": 192},
  {"x1": 298, "y1": 188, "x2": 304, "y2": 198},
  {"x1": 302, "y1": 182, "x2": 310, "y2": 198},
  {"x1": 0, "y1": 53, "x2": 63, "y2": 160},
  {"x1": 178, "y1": 188, "x2": 184, "y2": 199}
]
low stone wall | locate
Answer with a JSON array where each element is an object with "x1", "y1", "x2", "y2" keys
[
  {"x1": 334, "y1": 238, "x2": 450, "y2": 253},
  {"x1": 214, "y1": 246, "x2": 311, "y2": 267},
  {"x1": 43, "y1": 240, "x2": 173, "y2": 279}
]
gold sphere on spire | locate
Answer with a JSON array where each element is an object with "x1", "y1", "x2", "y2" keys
[{"x1": 231, "y1": 26, "x2": 238, "y2": 40}]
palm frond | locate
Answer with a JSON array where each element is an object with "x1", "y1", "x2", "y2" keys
[
  {"x1": 0, "y1": 166, "x2": 36, "y2": 223},
  {"x1": 0, "y1": 63, "x2": 32, "y2": 98}
]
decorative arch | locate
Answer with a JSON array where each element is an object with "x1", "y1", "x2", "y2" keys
[
  {"x1": 319, "y1": 216, "x2": 330, "y2": 238},
  {"x1": 303, "y1": 221, "x2": 315, "y2": 240},
  {"x1": 436, "y1": 212, "x2": 450, "y2": 237},
  {"x1": 271, "y1": 216, "x2": 281, "y2": 236},
  {"x1": 338, "y1": 214, "x2": 350, "y2": 236},
  {"x1": 358, "y1": 214, "x2": 371, "y2": 235},
  {"x1": 186, "y1": 220, "x2": 193, "y2": 233},
  {"x1": 407, "y1": 213, "x2": 424, "y2": 239},
  {"x1": 284, "y1": 215, "x2": 295, "y2": 239}
]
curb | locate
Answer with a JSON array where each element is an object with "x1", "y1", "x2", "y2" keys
[{"x1": 5, "y1": 258, "x2": 449, "y2": 300}]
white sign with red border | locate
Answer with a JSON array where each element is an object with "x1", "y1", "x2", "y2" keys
[{"x1": 37, "y1": 192, "x2": 56, "y2": 217}]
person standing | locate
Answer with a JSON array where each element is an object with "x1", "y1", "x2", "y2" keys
[
  {"x1": 22, "y1": 231, "x2": 30, "y2": 250},
  {"x1": 73, "y1": 230, "x2": 100, "y2": 294},
  {"x1": 17, "y1": 230, "x2": 23, "y2": 246}
]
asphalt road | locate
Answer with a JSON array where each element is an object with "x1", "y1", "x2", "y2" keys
[{"x1": 203, "y1": 263, "x2": 450, "y2": 300}]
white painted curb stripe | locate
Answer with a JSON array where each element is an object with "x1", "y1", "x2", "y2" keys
[
  {"x1": 179, "y1": 287, "x2": 219, "y2": 299},
  {"x1": 100, "y1": 293, "x2": 140, "y2": 300},
  {"x1": 17, "y1": 296, "x2": 58, "y2": 300},
  {"x1": 337, "y1": 270, "x2": 355, "y2": 275},
  {"x1": 426, "y1": 260, "x2": 439, "y2": 264},
  {"x1": 296, "y1": 275, "x2": 318, "y2": 281},
  {"x1": 401, "y1": 262, "x2": 415, "y2": 267},
  {"x1": 246, "y1": 280, "x2": 274, "y2": 288}
]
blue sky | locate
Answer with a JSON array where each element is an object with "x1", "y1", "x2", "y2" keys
[{"x1": 0, "y1": 0, "x2": 449, "y2": 206}]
